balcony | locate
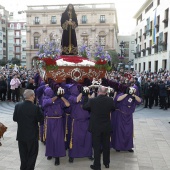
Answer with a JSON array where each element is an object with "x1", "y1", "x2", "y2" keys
[
  {"x1": 81, "y1": 19, "x2": 87, "y2": 24},
  {"x1": 99, "y1": 19, "x2": 106, "y2": 23},
  {"x1": 155, "y1": 24, "x2": 159, "y2": 28},
  {"x1": 152, "y1": 44, "x2": 158, "y2": 48},
  {"x1": 14, "y1": 51, "x2": 21, "y2": 54},
  {"x1": 14, "y1": 35, "x2": 21, "y2": 38},
  {"x1": 146, "y1": 47, "x2": 151, "y2": 50},
  {"x1": 34, "y1": 20, "x2": 40, "y2": 25},
  {"x1": 50, "y1": 20, "x2": 57, "y2": 24},
  {"x1": 162, "y1": 18, "x2": 168, "y2": 23},
  {"x1": 14, "y1": 43, "x2": 21, "y2": 46}
]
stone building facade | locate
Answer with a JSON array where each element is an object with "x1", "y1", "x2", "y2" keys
[{"x1": 25, "y1": 3, "x2": 119, "y2": 69}]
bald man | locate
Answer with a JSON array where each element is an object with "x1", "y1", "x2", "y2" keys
[{"x1": 83, "y1": 86, "x2": 115, "y2": 170}]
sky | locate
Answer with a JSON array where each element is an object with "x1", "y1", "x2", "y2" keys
[{"x1": 0, "y1": 0, "x2": 145, "y2": 35}]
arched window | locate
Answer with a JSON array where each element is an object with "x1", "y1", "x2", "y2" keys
[
  {"x1": 10, "y1": 23, "x2": 14, "y2": 29},
  {"x1": 81, "y1": 32, "x2": 89, "y2": 45},
  {"x1": 17, "y1": 23, "x2": 21, "y2": 29},
  {"x1": 98, "y1": 31, "x2": 106, "y2": 48}
]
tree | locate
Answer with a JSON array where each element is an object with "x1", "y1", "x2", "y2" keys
[
  {"x1": 11, "y1": 58, "x2": 21, "y2": 66},
  {"x1": 0, "y1": 59, "x2": 7, "y2": 66},
  {"x1": 108, "y1": 50, "x2": 119, "y2": 69}
]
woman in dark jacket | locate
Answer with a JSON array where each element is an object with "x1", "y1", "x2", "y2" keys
[{"x1": 0, "y1": 76, "x2": 7, "y2": 101}]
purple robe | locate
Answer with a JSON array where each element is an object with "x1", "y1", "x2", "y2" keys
[
  {"x1": 42, "y1": 87, "x2": 66, "y2": 157},
  {"x1": 111, "y1": 93, "x2": 141, "y2": 151},
  {"x1": 36, "y1": 83, "x2": 46, "y2": 142},
  {"x1": 68, "y1": 85, "x2": 92, "y2": 158}
]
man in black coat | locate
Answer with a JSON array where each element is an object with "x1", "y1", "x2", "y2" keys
[
  {"x1": 83, "y1": 86, "x2": 115, "y2": 170},
  {"x1": 13, "y1": 89, "x2": 44, "y2": 170}
]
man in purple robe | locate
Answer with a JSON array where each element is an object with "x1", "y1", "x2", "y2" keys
[
  {"x1": 42, "y1": 87, "x2": 70, "y2": 165},
  {"x1": 111, "y1": 87, "x2": 141, "y2": 152},
  {"x1": 68, "y1": 84, "x2": 93, "y2": 163}
]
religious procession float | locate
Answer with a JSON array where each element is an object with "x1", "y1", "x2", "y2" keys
[{"x1": 37, "y1": 40, "x2": 112, "y2": 84}]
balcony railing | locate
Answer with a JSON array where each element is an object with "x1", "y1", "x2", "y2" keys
[
  {"x1": 50, "y1": 20, "x2": 57, "y2": 24},
  {"x1": 14, "y1": 43, "x2": 21, "y2": 46},
  {"x1": 99, "y1": 19, "x2": 106, "y2": 23},
  {"x1": 34, "y1": 20, "x2": 40, "y2": 25}
]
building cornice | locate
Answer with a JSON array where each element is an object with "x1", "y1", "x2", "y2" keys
[{"x1": 133, "y1": 0, "x2": 153, "y2": 18}]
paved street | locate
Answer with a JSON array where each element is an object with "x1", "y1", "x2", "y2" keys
[{"x1": 0, "y1": 102, "x2": 170, "y2": 170}]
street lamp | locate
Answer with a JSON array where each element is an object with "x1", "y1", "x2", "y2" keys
[{"x1": 118, "y1": 41, "x2": 125, "y2": 63}]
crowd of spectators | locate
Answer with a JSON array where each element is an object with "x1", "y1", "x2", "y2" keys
[{"x1": 0, "y1": 66, "x2": 170, "y2": 110}]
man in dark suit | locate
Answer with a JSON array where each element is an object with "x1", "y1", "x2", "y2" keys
[
  {"x1": 13, "y1": 89, "x2": 44, "y2": 170},
  {"x1": 83, "y1": 86, "x2": 115, "y2": 170}
]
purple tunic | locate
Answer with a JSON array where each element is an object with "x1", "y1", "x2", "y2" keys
[
  {"x1": 42, "y1": 87, "x2": 66, "y2": 157},
  {"x1": 111, "y1": 93, "x2": 141, "y2": 151},
  {"x1": 68, "y1": 85, "x2": 92, "y2": 158}
]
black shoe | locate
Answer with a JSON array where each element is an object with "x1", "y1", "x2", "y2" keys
[
  {"x1": 144, "y1": 106, "x2": 147, "y2": 108},
  {"x1": 128, "y1": 149, "x2": 134, "y2": 152},
  {"x1": 55, "y1": 157, "x2": 60, "y2": 165},
  {"x1": 104, "y1": 164, "x2": 109, "y2": 168},
  {"x1": 149, "y1": 107, "x2": 152, "y2": 109},
  {"x1": 47, "y1": 156, "x2": 52, "y2": 160},
  {"x1": 89, "y1": 156, "x2": 94, "y2": 160},
  {"x1": 159, "y1": 107, "x2": 163, "y2": 109},
  {"x1": 164, "y1": 108, "x2": 167, "y2": 110},
  {"x1": 69, "y1": 157, "x2": 74, "y2": 163},
  {"x1": 116, "y1": 150, "x2": 120, "y2": 152},
  {"x1": 90, "y1": 165, "x2": 101, "y2": 170}
]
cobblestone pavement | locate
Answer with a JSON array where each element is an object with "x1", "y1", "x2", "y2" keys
[{"x1": 0, "y1": 102, "x2": 170, "y2": 170}]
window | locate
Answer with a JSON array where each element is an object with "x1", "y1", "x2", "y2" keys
[
  {"x1": 81, "y1": 36, "x2": 88, "y2": 45},
  {"x1": 16, "y1": 39, "x2": 20, "y2": 45},
  {"x1": 145, "y1": 2, "x2": 153, "y2": 13},
  {"x1": 22, "y1": 55, "x2": 26, "y2": 59},
  {"x1": 35, "y1": 17, "x2": 40, "y2": 24},
  {"x1": 51, "y1": 16, "x2": 56, "y2": 24},
  {"x1": 99, "y1": 36, "x2": 106, "y2": 48},
  {"x1": 124, "y1": 42, "x2": 129, "y2": 48},
  {"x1": 22, "y1": 23, "x2": 26, "y2": 29},
  {"x1": 136, "y1": 14, "x2": 142, "y2": 25},
  {"x1": 16, "y1": 55, "x2": 21, "y2": 59},
  {"x1": 3, "y1": 43, "x2": 6, "y2": 47},
  {"x1": 164, "y1": 32, "x2": 168, "y2": 51},
  {"x1": 34, "y1": 37, "x2": 39, "y2": 49},
  {"x1": 17, "y1": 23, "x2": 21, "y2": 29},
  {"x1": 16, "y1": 47, "x2": 20, "y2": 53},
  {"x1": 3, "y1": 50, "x2": 6, "y2": 55},
  {"x1": 143, "y1": 62, "x2": 145, "y2": 71},
  {"x1": 2, "y1": 27, "x2": 5, "y2": 32},
  {"x1": 154, "y1": 36, "x2": 159, "y2": 53},
  {"x1": 8, "y1": 39, "x2": 13, "y2": 43},
  {"x1": 22, "y1": 40, "x2": 26, "y2": 43},
  {"x1": 82, "y1": 15, "x2": 87, "y2": 24},
  {"x1": 0, "y1": 40, "x2": 2, "y2": 43},
  {"x1": 156, "y1": 15, "x2": 160, "y2": 33},
  {"x1": 0, "y1": 32, "x2": 2, "y2": 36},
  {"x1": 143, "y1": 26, "x2": 146, "y2": 39},
  {"x1": 150, "y1": 21, "x2": 152, "y2": 36},
  {"x1": 100, "y1": 15, "x2": 105, "y2": 23},
  {"x1": 9, "y1": 47, "x2": 13, "y2": 51},
  {"x1": 163, "y1": 8, "x2": 169, "y2": 28},
  {"x1": 15, "y1": 31, "x2": 20, "y2": 37},
  {"x1": 10, "y1": 23, "x2": 14, "y2": 29},
  {"x1": 157, "y1": 0, "x2": 160, "y2": 6}
]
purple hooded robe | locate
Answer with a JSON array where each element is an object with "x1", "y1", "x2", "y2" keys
[
  {"x1": 42, "y1": 87, "x2": 66, "y2": 157},
  {"x1": 68, "y1": 84, "x2": 92, "y2": 158}
]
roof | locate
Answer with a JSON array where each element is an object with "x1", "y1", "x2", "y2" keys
[{"x1": 133, "y1": 0, "x2": 153, "y2": 18}]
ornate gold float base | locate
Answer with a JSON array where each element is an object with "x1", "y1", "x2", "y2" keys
[{"x1": 39, "y1": 66, "x2": 106, "y2": 83}]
